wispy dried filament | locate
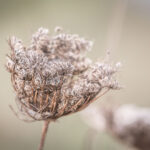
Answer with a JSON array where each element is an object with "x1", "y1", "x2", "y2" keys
[{"x1": 6, "y1": 27, "x2": 120, "y2": 122}]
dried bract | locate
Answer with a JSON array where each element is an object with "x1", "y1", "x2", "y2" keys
[{"x1": 6, "y1": 27, "x2": 120, "y2": 122}]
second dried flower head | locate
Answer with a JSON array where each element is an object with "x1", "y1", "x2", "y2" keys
[{"x1": 6, "y1": 27, "x2": 121, "y2": 122}]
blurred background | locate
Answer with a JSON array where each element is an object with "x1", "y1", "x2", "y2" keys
[{"x1": 0, "y1": 0, "x2": 150, "y2": 150}]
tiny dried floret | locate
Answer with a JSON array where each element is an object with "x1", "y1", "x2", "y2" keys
[{"x1": 6, "y1": 27, "x2": 120, "y2": 122}]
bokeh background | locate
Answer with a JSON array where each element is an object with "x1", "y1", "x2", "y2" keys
[{"x1": 0, "y1": 0, "x2": 150, "y2": 150}]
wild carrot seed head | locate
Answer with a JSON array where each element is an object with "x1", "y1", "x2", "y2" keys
[{"x1": 6, "y1": 27, "x2": 120, "y2": 121}]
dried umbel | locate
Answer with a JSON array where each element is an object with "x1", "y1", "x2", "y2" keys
[
  {"x1": 6, "y1": 27, "x2": 120, "y2": 150},
  {"x1": 82, "y1": 104, "x2": 150, "y2": 150},
  {"x1": 6, "y1": 27, "x2": 120, "y2": 122}
]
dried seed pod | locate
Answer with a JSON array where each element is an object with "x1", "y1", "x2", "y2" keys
[{"x1": 6, "y1": 27, "x2": 120, "y2": 122}]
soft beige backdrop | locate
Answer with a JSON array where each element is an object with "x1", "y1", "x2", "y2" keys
[{"x1": 0, "y1": 0, "x2": 150, "y2": 150}]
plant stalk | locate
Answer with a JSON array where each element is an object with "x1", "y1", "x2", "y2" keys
[{"x1": 38, "y1": 120, "x2": 50, "y2": 150}]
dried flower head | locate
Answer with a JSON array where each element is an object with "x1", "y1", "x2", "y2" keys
[
  {"x1": 6, "y1": 27, "x2": 120, "y2": 122},
  {"x1": 81, "y1": 104, "x2": 150, "y2": 150}
]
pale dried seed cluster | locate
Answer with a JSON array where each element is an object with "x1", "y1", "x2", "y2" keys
[
  {"x1": 82, "y1": 104, "x2": 150, "y2": 150},
  {"x1": 113, "y1": 105, "x2": 150, "y2": 150},
  {"x1": 6, "y1": 27, "x2": 120, "y2": 121}
]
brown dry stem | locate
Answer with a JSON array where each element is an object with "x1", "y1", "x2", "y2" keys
[{"x1": 38, "y1": 120, "x2": 50, "y2": 150}]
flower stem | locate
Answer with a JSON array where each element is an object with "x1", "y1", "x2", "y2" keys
[{"x1": 38, "y1": 120, "x2": 50, "y2": 150}]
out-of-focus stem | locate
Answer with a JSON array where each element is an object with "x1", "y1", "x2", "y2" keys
[
  {"x1": 38, "y1": 120, "x2": 50, "y2": 150},
  {"x1": 83, "y1": 128, "x2": 97, "y2": 150}
]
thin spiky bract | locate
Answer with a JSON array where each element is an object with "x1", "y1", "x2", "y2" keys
[{"x1": 6, "y1": 27, "x2": 120, "y2": 121}]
